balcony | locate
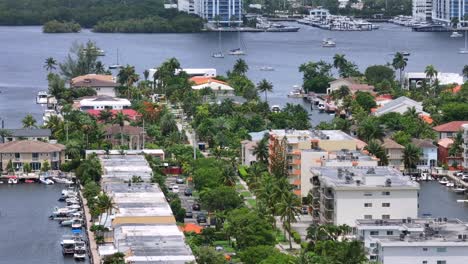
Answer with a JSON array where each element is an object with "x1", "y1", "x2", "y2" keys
[{"x1": 289, "y1": 169, "x2": 301, "y2": 176}]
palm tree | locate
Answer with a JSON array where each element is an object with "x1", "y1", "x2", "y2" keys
[
  {"x1": 66, "y1": 140, "x2": 82, "y2": 160},
  {"x1": 404, "y1": 106, "x2": 419, "y2": 119},
  {"x1": 112, "y1": 111, "x2": 129, "y2": 147},
  {"x1": 256, "y1": 174, "x2": 279, "y2": 228},
  {"x1": 449, "y1": 131, "x2": 463, "y2": 157},
  {"x1": 97, "y1": 193, "x2": 114, "y2": 225},
  {"x1": 333, "y1": 53, "x2": 349, "y2": 77},
  {"x1": 364, "y1": 140, "x2": 388, "y2": 166},
  {"x1": 462, "y1": 65, "x2": 468, "y2": 80},
  {"x1": 22, "y1": 114, "x2": 37, "y2": 128},
  {"x1": 95, "y1": 61, "x2": 106, "y2": 74},
  {"x1": 143, "y1": 69, "x2": 149, "y2": 81},
  {"x1": 257, "y1": 79, "x2": 273, "y2": 102},
  {"x1": 392, "y1": 52, "x2": 408, "y2": 86},
  {"x1": 403, "y1": 143, "x2": 421, "y2": 172},
  {"x1": 357, "y1": 118, "x2": 384, "y2": 142},
  {"x1": 277, "y1": 190, "x2": 301, "y2": 250},
  {"x1": 0, "y1": 129, "x2": 12, "y2": 143},
  {"x1": 331, "y1": 85, "x2": 350, "y2": 101},
  {"x1": 252, "y1": 136, "x2": 269, "y2": 164},
  {"x1": 98, "y1": 109, "x2": 113, "y2": 123},
  {"x1": 233, "y1": 58, "x2": 249, "y2": 76},
  {"x1": 44, "y1": 57, "x2": 57, "y2": 72},
  {"x1": 424, "y1": 65, "x2": 438, "y2": 87},
  {"x1": 117, "y1": 65, "x2": 139, "y2": 97}
]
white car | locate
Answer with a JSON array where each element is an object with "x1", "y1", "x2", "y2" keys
[{"x1": 172, "y1": 185, "x2": 179, "y2": 193}]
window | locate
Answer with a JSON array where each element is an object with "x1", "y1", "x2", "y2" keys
[
  {"x1": 422, "y1": 248, "x2": 428, "y2": 251},
  {"x1": 364, "y1": 203, "x2": 373, "y2": 207},
  {"x1": 370, "y1": 231, "x2": 379, "y2": 236},
  {"x1": 370, "y1": 243, "x2": 376, "y2": 247},
  {"x1": 364, "y1": 215, "x2": 372, "y2": 220},
  {"x1": 386, "y1": 231, "x2": 393, "y2": 235},
  {"x1": 446, "y1": 132, "x2": 453, "y2": 137},
  {"x1": 14, "y1": 153, "x2": 20, "y2": 159},
  {"x1": 382, "y1": 203, "x2": 390, "y2": 207},
  {"x1": 382, "y1": 191, "x2": 390, "y2": 196},
  {"x1": 436, "y1": 248, "x2": 447, "y2": 253},
  {"x1": 437, "y1": 261, "x2": 447, "y2": 264},
  {"x1": 382, "y1": 215, "x2": 390, "y2": 219},
  {"x1": 364, "y1": 193, "x2": 373, "y2": 196}
]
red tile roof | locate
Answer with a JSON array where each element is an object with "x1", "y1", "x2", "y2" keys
[
  {"x1": 87, "y1": 109, "x2": 141, "y2": 120},
  {"x1": 71, "y1": 74, "x2": 117, "y2": 88},
  {"x1": 438, "y1": 138, "x2": 454, "y2": 148},
  {"x1": 189, "y1": 76, "x2": 227, "y2": 85},
  {"x1": 433, "y1": 121, "x2": 468, "y2": 132}
]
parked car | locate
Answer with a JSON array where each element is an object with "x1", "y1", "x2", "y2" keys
[
  {"x1": 185, "y1": 211, "x2": 193, "y2": 218},
  {"x1": 196, "y1": 214, "x2": 206, "y2": 224},
  {"x1": 172, "y1": 185, "x2": 179, "y2": 193},
  {"x1": 184, "y1": 188, "x2": 193, "y2": 196},
  {"x1": 215, "y1": 246, "x2": 224, "y2": 251},
  {"x1": 176, "y1": 177, "x2": 185, "y2": 184},
  {"x1": 301, "y1": 206, "x2": 309, "y2": 215},
  {"x1": 192, "y1": 203, "x2": 201, "y2": 211}
]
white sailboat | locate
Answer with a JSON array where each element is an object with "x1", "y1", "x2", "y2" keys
[
  {"x1": 212, "y1": 29, "x2": 225, "y2": 58},
  {"x1": 459, "y1": 32, "x2": 468, "y2": 54},
  {"x1": 229, "y1": 27, "x2": 246, "y2": 55},
  {"x1": 109, "y1": 49, "x2": 123, "y2": 69}
]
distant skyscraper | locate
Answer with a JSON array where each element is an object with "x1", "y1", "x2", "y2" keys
[
  {"x1": 412, "y1": 0, "x2": 432, "y2": 21},
  {"x1": 196, "y1": 0, "x2": 243, "y2": 25},
  {"x1": 432, "y1": 0, "x2": 468, "y2": 25}
]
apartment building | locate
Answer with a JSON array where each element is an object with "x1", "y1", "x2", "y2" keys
[
  {"x1": 310, "y1": 166, "x2": 419, "y2": 227},
  {"x1": 432, "y1": 0, "x2": 468, "y2": 25},
  {"x1": 196, "y1": 0, "x2": 243, "y2": 25},
  {"x1": 412, "y1": 0, "x2": 433, "y2": 21},
  {"x1": 356, "y1": 218, "x2": 468, "y2": 264}
]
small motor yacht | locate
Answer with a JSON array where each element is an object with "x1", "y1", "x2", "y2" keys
[
  {"x1": 8, "y1": 177, "x2": 18, "y2": 184},
  {"x1": 271, "y1": 105, "x2": 281, "y2": 113},
  {"x1": 212, "y1": 52, "x2": 225, "y2": 58},
  {"x1": 450, "y1": 31, "x2": 463, "y2": 38},
  {"x1": 229, "y1": 48, "x2": 246, "y2": 55},
  {"x1": 318, "y1": 103, "x2": 326, "y2": 112},
  {"x1": 36, "y1": 91, "x2": 49, "y2": 104},
  {"x1": 260, "y1": 66, "x2": 275, "y2": 71},
  {"x1": 73, "y1": 241, "x2": 87, "y2": 260},
  {"x1": 322, "y1": 38, "x2": 336, "y2": 48},
  {"x1": 71, "y1": 219, "x2": 83, "y2": 230},
  {"x1": 438, "y1": 177, "x2": 449, "y2": 185},
  {"x1": 446, "y1": 181, "x2": 455, "y2": 188}
]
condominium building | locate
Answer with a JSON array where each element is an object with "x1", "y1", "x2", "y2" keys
[
  {"x1": 356, "y1": 218, "x2": 468, "y2": 264},
  {"x1": 412, "y1": 0, "x2": 433, "y2": 21},
  {"x1": 196, "y1": 0, "x2": 243, "y2": 25},
  {"x1": 463, "y1": 124, "x2": 468, "y2": 168},
  {"x1": 432, "y1": 0, "x2": 468, "y2": 25},
  {"x1": 178, "y1": 0, "x2": 198, "y2": 14},
  {"x1": 310, "y1": 166, "x2": 419, "y2": 227}
]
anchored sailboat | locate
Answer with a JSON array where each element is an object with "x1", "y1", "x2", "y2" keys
[
  {"x1": 212, "y1": 29, "x2": 225, "y2": 58},
  {"x1": 109, "y1": 49, "x2": 123, "y2": 69},
  {"x1": 229, "y1": 27, "x2": 246, "y2": 56}
]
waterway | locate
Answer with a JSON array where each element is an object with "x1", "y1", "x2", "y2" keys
[
  {"x1": 0, "y1": 184, "x2": 89, "y2": 264},
  {"x1": 419, "y1": 181, "x2": 468, "y2": 221},
  {"x1": 0, "y1": 23, "x2": 467, "y2": 126}
]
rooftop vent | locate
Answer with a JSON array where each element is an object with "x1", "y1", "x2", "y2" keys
[
  {"x1": 367, "y1": 168, "x2": 376, "y2": 174},
  {"x1": 345, "y1": 175, "x2": 353, "y2": 184},
  {"x1": 385, "y1": 178, "x2": 392, "y2": 187}
]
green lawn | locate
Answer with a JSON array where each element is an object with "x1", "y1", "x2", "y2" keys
[
  {"x1": 240, "y1": 191, "x2": 251, "y2": 197},
  {"x1": 246, "y1": 198, "x2": 257, "y2": 208}
]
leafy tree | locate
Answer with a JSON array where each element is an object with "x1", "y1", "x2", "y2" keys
[
  {"x1": 330, "y1": 85, "x2": 350, "y2": 101},
  {"x1": 425, "y1": 65, "x2": 438, "y2": 84},
  {"x1": 354, "y1": 91, "x2": 376, "y2": 112},
  {"x1": 200, "y1": 186, "x2": 243, "y2": 212},
  {"x1": 41, "y1": 160, "x2": 51, "y2": 172},
  {"x1": 192, "y1": 159, "x2": 225, "y2": 191},
  {"x1": 441, "y1": 103, "x2": 468, "y2": 122},
  {"x1": 365, "y1": 65, "x2": 395, "y2": 85},
  {"x1": 99, "y1": 109, "x2": 113, "y2": 123},
  {"x1": 112, "y1": 111, "x2": 130, "y2": 147},
  {"x1": 0, "y1": 129, "x2": 12, "y2": 143},
  {"x1": 76, "y1": 154, "x2": 102, "y2": 183},
  {"x1": 299, "y1": 60, "x2": 333, "y2": 93},
  {"x1": 59, "y1": 41, "x2": 104, "y2": 79},
  {"x1": 239, "y1": 245, "x2": 279, "y2": 264},
  {"x1": 232, "y1": 58, "x2": 249, "y2": 76},
  {"x1": 23, "y1": 163, "x2": 32, "y2": 173},
  {"x1": 195, "y1": 246, "x2": 227, "y2": 264},
  {"x1": 364, "y1": 140, "x2": 388, "y2": 166},
  {"x1": 160, "y1": 112, "x2": 178, "y2": 136},
  {"x1": 357, "y1": 117, "x2": 384, "y2": 142},
  {"x1": 392, "y1": 52, "x2": 408, "y2": 86},
  {"x1": 102, "y1": 252, "x2": 125, "y2": 264},
  {"x1": 403, "y1": 143, "x2": 421, "y2": 171},
  {"x1": 257, "y1": 79, "x2": 273, "y2": 102},
  {"x1": 43, "y1": 20, "x2": 81, "y2": 33},
  {"x1": 6, "y1": 160, "x2": 14, "y2": 173},
  {"x1": 449, "y1": 131, "x2": 463, "y2": 157},
  {"x1": 225, "y1": 208, "x2": 275, "y2": 249},
  {"x1": 259, "y1": 252, "x2": 297, "y2": 264},
  {"x1": 22, "y1": 114, "x2": 37, "y2": 128}
]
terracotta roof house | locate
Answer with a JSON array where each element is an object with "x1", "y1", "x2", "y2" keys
[
  {"x1": 433, "y1": 121, "x2": 468, "y2": 140},
  {"x1": 189, "y1": 76, "x2": 235, "y2": 95},
  {"x1": 327, "y1": 78, "x2": 375, "y2": 95},
  {"x1": 437, "y1": 138, "x2": 463, "y2": 168},
  {"x1": 381, "y1": 138, "x2": 404, "y2": 171},
  {"x1": 87, "y1": 109, "x2": 141, "y2": 121},
  {"x1": 104, "y1": 124, "x2": 146, "y2": 149},
  {"x1": 70, "y1": 74, "x2": 118, "y2": 97},
  {"x1": 0, "y1": 140, "x2": 66, "y2": 172}
]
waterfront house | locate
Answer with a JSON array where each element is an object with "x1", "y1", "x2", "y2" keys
[
  {"x1": 104, "y1": 124, "x2": 146, "y2": 150},
  {"x1": 381, "y1": 138, "x2": 404, "y2": 171},
  {"x1": 433, "y1": 121, "x2": 468, "y2": 140},
  {"x1": 1, "y1": 128, "x2": 51, "y2": 143},
  {"x1": 70, "y1": 74, "x2": 118, "y2": 97},
  {"x1": 438, "y1": 138, "x2": 463, "y2": 168},
  {"x1": 404, "y1": 72, "x2": 464, "y2": 89},
  {"x1": 356, "y1": 218, "x2": 468, "y2": 263},
  {"x1": 309, "y1": 166, "x2": 419, "y2": 227},
  {"x1": 86, "y1": 109, "x2": 141, "y2": 121},
  {"x1": 411, "y1": 138, "x2": 437, "y2": 170},
  {"x1": 327, "y1": 78, "x2": 375, "y2": 95},
  {"x1": 374, "y1": 96, "x2": 428, "y2": 117},
  {"x1": 190, "y1": 76, "x2": 235, "y2": 96},
  {"x1": 74, "y1": 95, "x2": 131, "y2": 111},
  {"x1": 0, "y1": 140, "x2": 65, "y2": 172}
]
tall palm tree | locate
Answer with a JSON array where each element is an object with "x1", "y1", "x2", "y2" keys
[
  {"x1": 95, "y1": 61, "x2": 106, "y2": 74},
  {"x1": 44, "y1": 57, "x2": 57, "y2": 72},
  {"x1": 252, "y1": 136, "x2": 269, "y2": 164},
  {"x1": 143, "y1": 69, "x2": 150, "y2": 81},
  {"x1": 357, "y1": 118, "x2": 384, "y2": 142},
  {"x1": 112, "y1": 111, "x2": 129, "y2": 147},
  {"x1": 364, "y1": 140, "x2": 388, "y2": 166},
  {"x1": 97, "y1": 193, "x2": 114, "y2": 225},
  {"x1": 403, "y1": 143, "x2": 421, "y2": 172},
  {"x1": 333, "y1": 53, "x2": 349, "y2": 77},
  {"x1": 0, "y1": 129, "x2": 12, "y2": 143},
  {"x1": 117, "y1": 65, "x2": 140, "y2": 97},
  {"x1": 462, "y1": 65, "x2": 468, "y2": 80},
  {"x1": 233, "y1": 58, "x2": 249, "y2": 76},
  {"x1": 257, "y1": 79, "x2": 273, "y2": 102},
  {"x1": 277, "y1": 190, "x2": 301, "y2": 250},
  {"x1": 392, "y1": 52, "x2": 408, "y2": 86},
  {"x1": 424, "y1": 65, "x2": 438, "y2": 87},
  {"x1": 331, "y1": 85, "x2": 350, "y2": 101},
  {"x1": 256, "y1": 174, "x2": 278, "y2": 228},
  {"x1": 404, "y1": 106, "x2": 419, "y2": 119},
  {"x1": 22, "y1": 114, "x2": 37, "y2": 128}
]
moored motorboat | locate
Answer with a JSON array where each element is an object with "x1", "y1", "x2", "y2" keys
[
  {"x1": 8, "y1": 177, "x2": 18, "y2": 184},
  {"x1": 271, "y1": 105, "x2": 281, "y2": 113},
  {"x1": 450, "y1": 31, "x2": 463, "y2": 38},
  {"x1": 229, "y1": 48, "x2": 246, "y2": 55},
  {"x1": 438, "y1": 177, "x2": 449, "y2": 185},
  {"x1": 73, "y1": 241, "x2": 87, "y2": 260},
  {"x1": 446, "y1": 181, "x2": 455, "y2": 187},
  {"x1": 40, "y1": 177, "x2": 54, "y2": 185},
  {"x1": 36, "y1": 91, "x2": 49, "y2": 104},
  {"x1": 322, "y1": 38, "x2": 336, "y2": 47},
  {"x1": 318, "y1": 102, "x2": 325, "y2": 112},
  {"x1": 288, "y1": 86, "x2": 305, "y2": 98},
  {"x1": 453, "y1": 186, "x2": 467, "y2": 194}
]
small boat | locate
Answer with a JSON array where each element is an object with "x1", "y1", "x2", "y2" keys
[
  {"x1": 67, "y1": 204, "x2": 81, "y2": 210},
  {"x1": 61, "y1": 239, "x2": 76, "y2": 255},
  {"x1": 438, "y1": 177, "x2": 449, "y2": 185},
  {"x1": 40, "y1": 177, "x2": 54, "y2": 185},
  {"x1": 52, "y1": 177, "x2": 73, "y2": 184},
  {"x1": 453, "y1": 186, "x2": 466, "y2": 194},
  {"x1": 451, "y1": 31, "x2": 463, "y2": 38},
  {"x1": 108, "y1": 64, "x2": 123, "y2": 70},
  {"x1": 212, "y1": 52, "x2": 225, "y2": 58},
  {"x1": 400, "y1": 51, "x2": 410, "y2": 56},
  {"x1": 271, "y1": 105, "x2": 281, "y2": 113},
  {"x1": 318, "y1": 103, "x2": 325, "y2": 112},
  {"x1": 459, "y1": 49, "x2": 468, "y2": 54},
  {"x1": 8, "y1": 178, "x2": 18, "y2": 184},
  {"x1": 25, "y1": 180, "x2": 35, "y2": 184},
  {"x1": 288, "y1": 86, "x2": 305, "y2": 98},
  {"x1": 71, "y1": 219, "x2": 84, "y2": 230},
  {"x1": 36, "y1": 91, "x2": 49, "y2": 104},
  {"x1": 61, "y1": 218, "x2": 81, "y2": 226},
  {"x1": 446, "y1": 181, "x2": 455, "y2": 188},
  {"x1": 322, "y1": 38, "x2": 336, "y2": 48},
  {"x1": 260, "y1": 66, "x2": 275, "y2": 71},
  {"x1": 229, "y1": 48, "x2": 246, "y2": 55},
  {"x1": 73, "y1": 241, "x2": 87, "y2": 260}
]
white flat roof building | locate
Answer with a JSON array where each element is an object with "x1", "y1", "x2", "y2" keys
[
  {"x1": 405, "y1": 72, "x2": 464, "y2": 89},
  {"x1": 310, "y1": 166, "x2": 419, "y2": 227},
  {"x1": 356, "y1": 218, "x2": 468, "y2": 264},
  {"x1": 76, "y1": 96, "x2": 131, "y2": 111},
  {"x1": 149, "y1": 68, "x2": 216, "y2": 79}
]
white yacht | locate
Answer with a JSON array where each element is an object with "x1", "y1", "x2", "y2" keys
[
  {"x1": 450, "y1": 31, "x2": 463, "y2": 38},
  {"x1": 271, "y1": 105, "x2": 281, "y2": 113},
  {"x1": 288, "y1": 86, "x2": 304, "y2": 98},
  {"x1": 212, "y1": 52, "x2": 225, "y2": 58},
  {"x1": 318, "y1": 102, "x2": 326, "y2": 112},
  {"x1": 73, "y1": 242, "x2": 86, "y2": 260},
  {"x1": 36, "y1": 91, "x2": 49, "y2": 104},
  {"x1": 322, "y1": 38, "x2": 336, "y2": 47},
  {"x1": 438, "y1": 177, "x2": 449, "y2": 185},
  {"x1": 40, "y1": 177, "x2": 54, "y2": 185},
  {"x1": 453, "y1": 186, "x2": 467, "y2": 193},
  {"x1": 8, "y1": 177, "x2": 18, "y2": 184},
  {"x1": 446, "y1": 181, "x2": 455, "y2": 187},
  {"x1": 229, "y1": 48, "x2": 245, "y2": 55}
]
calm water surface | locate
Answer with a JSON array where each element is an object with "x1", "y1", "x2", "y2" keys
[
  {"x1": 0, "y1": 23, "x2": 467, "y2": 126},
  {"x1": 0, "y1": 184, "x2": 88, "y2": 264}
]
